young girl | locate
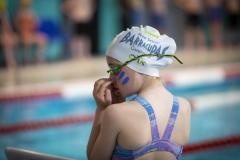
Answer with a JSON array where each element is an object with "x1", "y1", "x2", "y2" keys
[{"x1": 87, "y1": 26, "x2": 191, "y2": 160}]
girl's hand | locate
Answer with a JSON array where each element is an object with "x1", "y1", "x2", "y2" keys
[
  {"x1": 93, "y1": 78, "x2": 113, "y2": 109},
  {"x1": 93, "y1": 78, "x2": 124, "y2": 109}
]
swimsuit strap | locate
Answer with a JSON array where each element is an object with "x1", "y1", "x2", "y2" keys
[
  {"x1": 162, "y1": 96, "x2": 179, "y2": 140},
  {"x1": 134, "y1": 95, "x2": 160, "y2": 141},
  {"x1": 112, "y1": 95, "x2": 182, "y2": 160}
]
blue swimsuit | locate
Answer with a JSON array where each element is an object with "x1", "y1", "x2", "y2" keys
[{"x1": 112, "y1": 95, "x2": 183, "y2": 160}]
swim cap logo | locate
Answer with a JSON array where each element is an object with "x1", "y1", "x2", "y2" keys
[{"x1": 119, "y1": 31, "x2": 169, "y2": 56}]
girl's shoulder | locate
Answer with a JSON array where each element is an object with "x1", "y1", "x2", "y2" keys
[
  {"x1": 104, "y1": 101, "x2": 142, "y2": 121},
  {"x1": 177, "y1": 96, "x2": 192, "y2": 113},
  {"x1": 176, "y1": 96, "x2": 191, "y2": 144},
  {"x1": 105, "y1": 101, "x2": 139, "y2": 114}
]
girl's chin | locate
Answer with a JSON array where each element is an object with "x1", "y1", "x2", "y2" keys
[
  {"x1": 113, "y1": 88, "x2": 134, "y2": 98},
  {"x1": 112, "y1": 90, "x2": 125, "y2": 103},
  {"x1": 117, "y1": 91, "x2": 131, "y2": 99},
  {"x1": 114, "y1": 90, "x2": 123, "y2": 97}
]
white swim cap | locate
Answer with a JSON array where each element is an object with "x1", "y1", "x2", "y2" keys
[{"x1": 106, "y1": 26, "x2": 177, "y2": 77}]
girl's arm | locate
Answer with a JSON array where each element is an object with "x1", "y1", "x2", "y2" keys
[
  {"x1": 87, "y1": 107, "x2": 104, "y2": 158},
  {"x1": 87, "y1": 78, "x2": 121, "y2": 159},
  {"x1": 87, "y1": 106, "x2": 120, "y2": 160}
]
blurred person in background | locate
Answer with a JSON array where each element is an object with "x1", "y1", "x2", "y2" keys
[
  {"x1": 87, "y1": 26, "x2": 191, "y2": 160},
  {"x1": 183, "y1": 0, "x2": 206, "y2": 50},
  {"x1": 120, "y1": 0, "x2": 146, "y2": 28},
  {"x1": 14, "y1": 0, "x2": 47, "y2": 65},
  {"x1": 224, "y1": 0, "x2": 240, "y2": 49},
  {"x1": 165, "y1": 0, "x2": 186, "y2": 48},
  {"x1": 120, "y1": 0, "x2": 170, "y2": 35},
  {"x1": 61, "y1": 0, "x2": 96, "y2": 58},
  {"x1": 205, "y1": 0, "x2": 223, "y2": 49},
  {"x1": 0, "y1": 0, "x2": 17, "y2": 70},
  {"x1": 148, "y1": 0, "x2": 167, "y2": 33}
]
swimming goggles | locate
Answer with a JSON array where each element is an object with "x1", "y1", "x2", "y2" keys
[{"x1": 107, "y1": 54, "x2": 183, "y2": 75}]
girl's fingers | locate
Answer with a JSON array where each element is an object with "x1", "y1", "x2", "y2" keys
[
  {"x1": 93, "y1": 78, "x2": 108, "y2": 94},
  {"x1": 105, "y1": 89, "x2": 112, "y2": 105},
  {"x1": 98, "y1": 81, "x2": 112, "y2": 98},
  {"x1": 93, "y1": 78, "x2": 113, "y2": 107}
]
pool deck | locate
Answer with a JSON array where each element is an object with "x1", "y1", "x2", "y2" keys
[
  {"x1": 0, "y1": 49, "x2": 240, "y2": 87},
  {"x1": 0, "y1": 50, "x2": 239, "y2": 116}
]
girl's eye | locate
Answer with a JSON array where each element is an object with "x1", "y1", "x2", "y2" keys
[
  {"x1": 107, "y1": 65, "x2": 121, "y2": 75},
  {"x1": 112, "y1": 67, "x2": 121, "y2": 75}
]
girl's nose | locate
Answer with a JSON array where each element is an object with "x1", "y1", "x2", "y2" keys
[
  {"x1": 109, "y1": 73, "x2": 113, "y2": 80},
  {"x1": 109, "y1": 75, "x2": 118, "y2": 86},
  {"x1": 109, "y1": 73, "x2": 116, "y2": 80}
]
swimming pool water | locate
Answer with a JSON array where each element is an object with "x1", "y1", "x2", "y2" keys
[
  {"x1": 0, "y1": 97, "x2": 96, "y2": 125},
  {"x1": 0, "y1": 78, "x2": 240, "y2": 160}
]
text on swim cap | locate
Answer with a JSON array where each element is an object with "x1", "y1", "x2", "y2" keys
[{"x1": 119, "y1": 31, "x2": 169, "y2": 55}]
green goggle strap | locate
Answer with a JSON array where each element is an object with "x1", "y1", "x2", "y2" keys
[{"x1": 107, "y1": 54, "x2": 183, "y2": 74}]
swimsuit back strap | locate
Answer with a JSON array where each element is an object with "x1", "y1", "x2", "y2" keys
[
  {"x1": 162, "y1": 96, "x2": 179, "y2": 140},
  {"x1": 134, "y1": 95, "x2": 160, "y2": 141}
]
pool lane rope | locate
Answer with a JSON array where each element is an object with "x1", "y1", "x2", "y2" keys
[
  {"x1": 0, "y1": 115, "x2": 94, "y2": 134},
  {"x1": 183, "y1": 135, "x2": 240, "y2": 154},
  {"x1": 0, "y1": 114, "x2": 240, "y2": 155},
  {"x1": 0, "y1": 89, "x2": 62, "y2": 102}
]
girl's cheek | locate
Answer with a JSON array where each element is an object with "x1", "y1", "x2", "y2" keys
[
  {"x1": 117, "y1": 71, "x2": 130, "y2": 86},
  {"x1": 118, "y1": 71, "x2": 125, "y2": 80},
  {"x1": 122, "y1": 77, "x2": 129, "y2": 85}
]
